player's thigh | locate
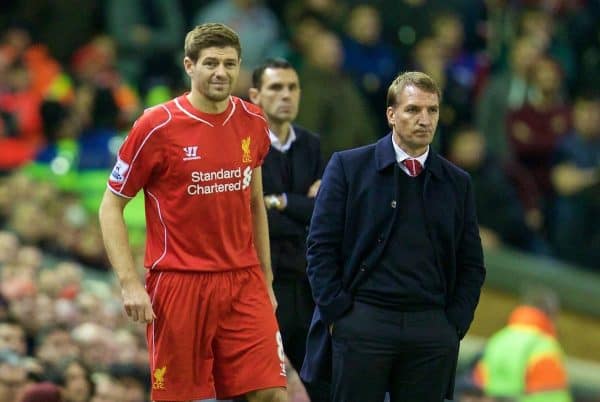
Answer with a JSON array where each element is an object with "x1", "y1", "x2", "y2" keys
[
  {"x1": 148, "y1": 271, "x2": 222, "y2": 400},
  {"x1": 213, "y1": 267, "x2": 286, "y2": 397},
  {"x1": 246, "y1": 387, "x2": 287, "y2": 402}
]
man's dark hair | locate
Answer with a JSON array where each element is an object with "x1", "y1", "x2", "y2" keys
[{"x1": 251, "y1": 58, "x2": 294, "y2": 89}]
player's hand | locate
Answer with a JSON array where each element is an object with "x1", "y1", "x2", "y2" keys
[
  {"x1": 267, "y1": 284, "x2": 278, "y2": 311},
  {"x1": 307, "y1": 180, "x2": 321, "y2": 198},
  {"x1": 121, "y1": 280, "x2": 156, "y2": 324}
]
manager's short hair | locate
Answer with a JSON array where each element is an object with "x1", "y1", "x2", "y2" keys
[{"x1": 386, "y1": 71, "x2": 442, "y2": 108}]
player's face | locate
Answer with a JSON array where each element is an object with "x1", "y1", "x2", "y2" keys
[
  {"x1": 386, "y1": 85, "x2": 439, "y2": 156},
  {"x1": 186, "y1": 46, "x2": 240, "y2": 102},
  {"x1": 251, "y1": 68, "x2": 300, "y2": 124}
]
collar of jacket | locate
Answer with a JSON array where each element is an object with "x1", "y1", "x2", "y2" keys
[{"x1": 375, "y1": 132, "x2": 443, "y2": 179}]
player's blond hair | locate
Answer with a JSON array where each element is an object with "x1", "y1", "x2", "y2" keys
[
  {"x1": 386, "y1": 71, "x2": 442, "y2": 107},
  {"x1": 184, "y1": 23, "x2": 242, "y2": 63}
]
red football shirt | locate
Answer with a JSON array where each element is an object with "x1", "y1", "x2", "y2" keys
[{"x1": 108, "y1": 95, "x2": 270, "y2": 271}]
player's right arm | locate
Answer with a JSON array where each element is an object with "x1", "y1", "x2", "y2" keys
[
  {"x1": 99, "y1": 189, "x2": 156, "y2": 324},
  {"x1": 98, "y1": 106, "x2": 169, "y2": 324}
]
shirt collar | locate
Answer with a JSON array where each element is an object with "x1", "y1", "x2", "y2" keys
[
  {"x1": 269, "y1": 126, "x2": 297, "y2": 152},
  {"x1": 391, "y1": 135, "x2": 429, "y2": 167}
]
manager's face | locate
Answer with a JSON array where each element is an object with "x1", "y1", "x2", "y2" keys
[{"x1": 386, "y1": 84, "x2": 439, "y2": 156}]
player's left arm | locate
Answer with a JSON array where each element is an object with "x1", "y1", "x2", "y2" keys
[{"x1": 250, "y1": 166, "x2": 277, "y2": 309}]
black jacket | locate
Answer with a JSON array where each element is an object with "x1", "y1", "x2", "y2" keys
[{"x1": 262, "y1": 125, "x2": 324, "y2": 275}]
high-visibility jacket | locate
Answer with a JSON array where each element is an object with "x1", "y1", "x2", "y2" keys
[{"x1": 473, "y1": 306, "x2": 572, "y2": 402}]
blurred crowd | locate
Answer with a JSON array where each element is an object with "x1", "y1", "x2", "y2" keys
[
  {"x1": 0, "y1": 228, "x2": 149, "y2": 401},
  {"x1": 0, "y1": 0, "x2": 599, "y2": 401}
]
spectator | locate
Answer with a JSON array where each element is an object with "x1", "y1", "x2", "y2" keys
[
  {"x1": 550, "y1": 95, "x2": 600, "y2": 268},
  {"x1": 109, "y1": 362, "x2": 149, "y2": 402},
  {"x1": 410, "y1": 33, "x2": 483, "y2": 153},
  {"x1": 448, "y1": 126, "x2": 546, "y2": 253},
  {"x1": 19, "y1": 381, "x2": 62, "y2": 402},
  {"x1": 90, "y1": 373, "x2": 125, "y2": 402},
  {"x1": 472, "y1": 288, "x2": 573, "y2": 401},
  {"x1": 431, "y1": 11, "x2": 488, "y2": 148},
  {"x1": 70, "y1": 35, "x2": 140, "y2": 126},
  {"x1": 34, "y1": 325, "x2": 80, "y2": 369},
  {"x1": 105, "y1": 0, "x2": 184, "y2": 91},
  {"x1": 45, "y1": 358, "x2": 93, "y2": 402},
  {"x1": 3, "y1": 1, "x2": 100, "y2": 64},
  {"x1": 0, "y1": 349, "x2": 28, "y2": 402},
  {"x1": 506, "y1": 56, "x2": 572, "y2": 230},
  {"x1": 342, "y1": 4, "x2": 400, "y2": 134},
  {"x1": 566, "y1": 1, "x2": 600, "y2": 94},
  {"x1": 295, "y1": 29, "x2": 378, "y2": 160},
  {"x1": 194, "y1": 0, "x2": 290, "y2": 96},
  {"x1": 0, "y1": 317, "x2": 27, "y2": 356},
  {"x1": 517, "y1": 8, "x2": 576, "y2": 87},
  {"x1": 285, "y1": 0, "x2": 348, "y2": 33},
  {"x1": 0, "y1": 230, "x2": 19, "y2": 265},
  {"x1": 476, "y1": 36, "x2": 543, "y2": 160}
]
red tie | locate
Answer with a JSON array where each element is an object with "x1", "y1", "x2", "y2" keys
[{"x1": 402, "y1": 158, "x2": 423, "y2": 177}]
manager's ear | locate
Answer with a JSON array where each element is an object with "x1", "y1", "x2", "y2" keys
[
  {"x1": 248, "y1": 87, "x2": 260, "y2": 105},
  {"x1": 386, "y1": 106, "x2": 395, "y2": 127}
]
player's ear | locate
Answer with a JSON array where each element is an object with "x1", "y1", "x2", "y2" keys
[{"x1": 183, "y1": 57, "x2": 194, "y2": 77}]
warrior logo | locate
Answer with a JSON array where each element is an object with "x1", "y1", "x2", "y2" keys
[{"x1": 183, "y1": 146, "x2": 200, "y2": 161}]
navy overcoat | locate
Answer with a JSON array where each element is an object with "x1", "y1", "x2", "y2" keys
[{"x1": 300, "y1": 134, "x2": 486, "y2": 384}]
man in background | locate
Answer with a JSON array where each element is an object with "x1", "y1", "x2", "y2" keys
[
  {"x1": 250, "y1": 58, "x2": 328, "y2": 402},
  {"x1": 473, "y1": 289, "x2": 572, "y2": 401}
]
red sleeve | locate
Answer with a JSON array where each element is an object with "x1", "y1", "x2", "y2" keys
[
  {"x1": 255, "y1": 117, "x2": 270, "y2": 168},
  {"x1": 108, "y1": 106, "x2": 170, "y2": 198}
]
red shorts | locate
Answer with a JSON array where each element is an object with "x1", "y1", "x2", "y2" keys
[{"x1": 145, "y1": 266, "x2": 287, "y2": 401}]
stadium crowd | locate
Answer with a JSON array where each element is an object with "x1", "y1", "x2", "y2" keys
[{"x1": 0, "y1": 0, "x2": 598, "y2": 401}]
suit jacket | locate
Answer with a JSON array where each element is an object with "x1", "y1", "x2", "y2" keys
[
  {"x1": 262, "y1": 125, "x2": 324, "y2": 275},
  {"x1": 300, "y1": 133, "x2": 486, "y2": 383}
]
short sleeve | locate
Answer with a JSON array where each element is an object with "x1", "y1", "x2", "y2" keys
[
  {"x1": 108, "y1": 108, "x2": 168, "y2": 198},
  {"x1": 254, "y1": 117, "x2": 271, "y2": 168}
]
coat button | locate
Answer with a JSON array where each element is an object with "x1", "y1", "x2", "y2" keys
[{"x1": 391, "y1": 200, "x2": 397, "y2": 208}]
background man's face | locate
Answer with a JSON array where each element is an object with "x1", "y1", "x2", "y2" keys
[{"x1": 252, "y1": 68, "x2": 300, "y2": 124}]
